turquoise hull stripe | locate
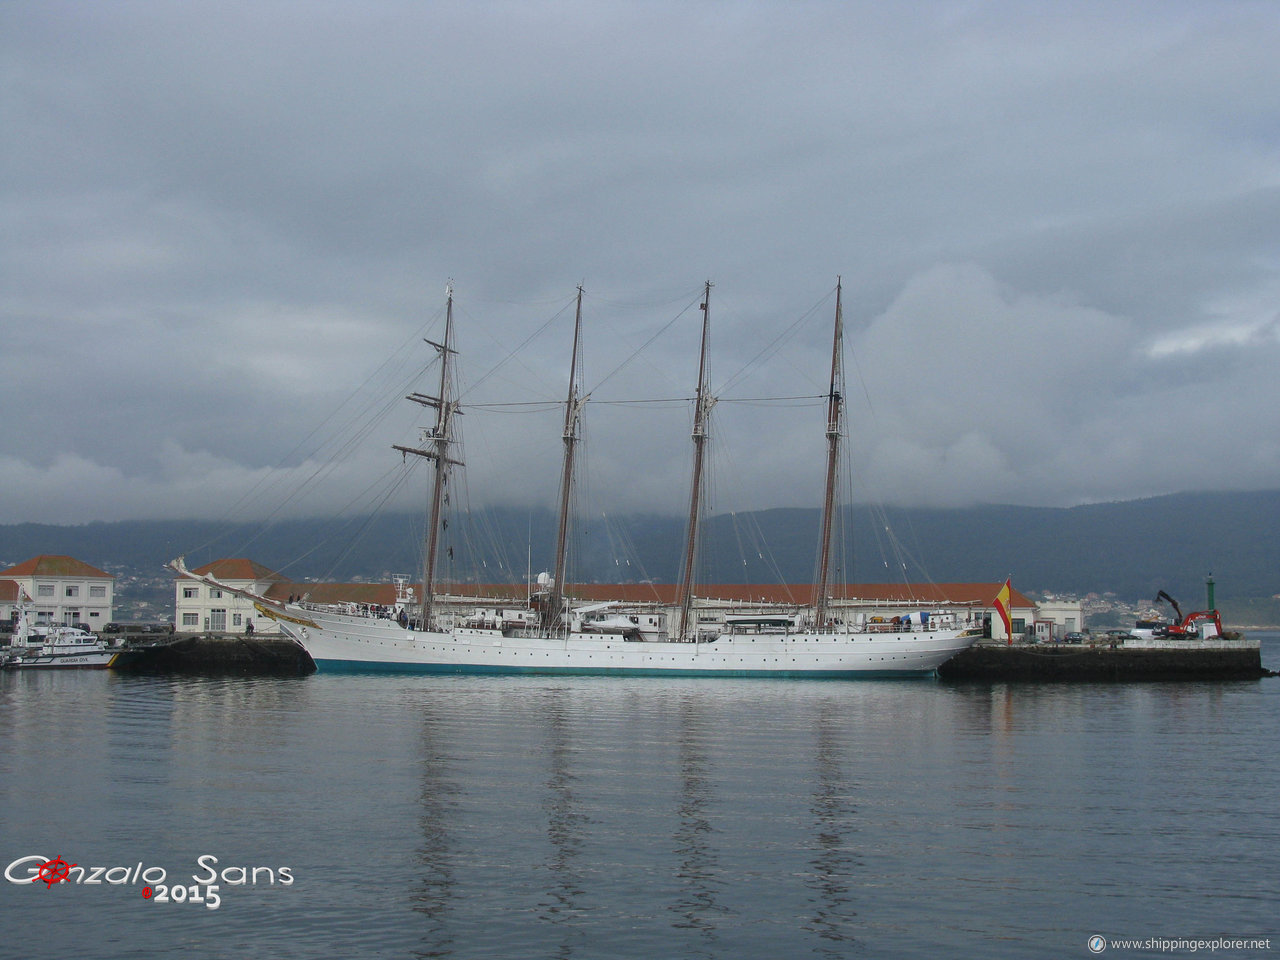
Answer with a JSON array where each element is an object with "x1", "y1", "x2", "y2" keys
[{"x1": 312, "y1": 658, "x2": 937, "y2": 679}]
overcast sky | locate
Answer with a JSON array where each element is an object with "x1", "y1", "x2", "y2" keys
[{"x1": 3, "y1": 1, "x2": 1279, "y2": 525}]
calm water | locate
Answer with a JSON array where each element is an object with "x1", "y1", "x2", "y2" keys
[{"x1": 2, "y1": 637, "x2": 1277, "y2": 959}]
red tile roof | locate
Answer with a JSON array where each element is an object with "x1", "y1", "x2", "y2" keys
[
  {"x1": 264, "y1": 582, "x2": 397, "y2": 605},
  {"x1": 260, "y1": 579, "x2": 1031, "y2": 608},
  {"x1": 557, "y1": 582, "x2": 1033, "y2": 607},
  {"x1": 192, "y1": 558, "x2": 287, "y2": 582},
  {"x1": 197, "y1": 558, "x2": 1033, "y2": 610},
  {"x1": 0, "y1": 580, "x2": 18, "y2": 602},
  {"x1": 0, "y1": 555, "x2": 112, "y2": 579}
]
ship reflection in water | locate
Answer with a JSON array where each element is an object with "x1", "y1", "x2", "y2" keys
[{"x1": 406, "y1": 681, "x2": 892, "y2": 959}]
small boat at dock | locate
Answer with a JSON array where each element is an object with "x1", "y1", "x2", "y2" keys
[{"x1": 2, "y1": 596, "x2": 120, "y2": 670}]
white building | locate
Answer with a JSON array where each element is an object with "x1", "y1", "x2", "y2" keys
[
  {"x1": 1033, "y1": 598, "x2": 1086, "y2": 640},
  {"x1": 1, "y1": 555, "x2": 115, "y2": 629},
  {"x1": 175, "y1": 558, "x2": 288, "y2": 634}
]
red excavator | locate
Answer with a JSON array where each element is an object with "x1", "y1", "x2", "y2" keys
[{"x1": 1154, "y1": 590, "x2": 1225, "y2": 639}]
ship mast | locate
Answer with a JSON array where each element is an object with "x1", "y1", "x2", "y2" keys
[
  {"x1": 814, "y1": 278, "x2": 845, "y2": 631},
  {"x1": 547, "y1": 285, "x2": 586, "y2": 633},
  {"x1": 395, "y1": 284, "x2": 463, "y2": 630},
  {"x1": 677, "y1": 281, "x2": 714, "y2": 641}
]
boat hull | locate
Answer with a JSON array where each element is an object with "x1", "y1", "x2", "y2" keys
[
  {"x1": 2, "y1": 652, "x2": 118, "y2": 670},
  {"x1": 269, "y1": 606, "x2": 977, "y2": 679}
]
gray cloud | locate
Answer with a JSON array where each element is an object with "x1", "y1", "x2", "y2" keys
[{"x1": 3, "y1": 1, "x2": 1279, "y2": 523}]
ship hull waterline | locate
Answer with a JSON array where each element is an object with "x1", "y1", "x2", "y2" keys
[{"x1": 266, "y1": 605, "x2": 977, "y2": 679}]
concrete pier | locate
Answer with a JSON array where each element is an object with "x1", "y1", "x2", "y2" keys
[{"x1": 938, "y1": 637, "x2": 1269, "y2": 682}]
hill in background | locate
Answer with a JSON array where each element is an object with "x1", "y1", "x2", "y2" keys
[{"x1": 3, "y1": 491, "x2": 1277, "y2": 615}]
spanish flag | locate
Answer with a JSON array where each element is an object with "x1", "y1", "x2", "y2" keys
[{"x1": 995, "y1": 578, "x2": 1013, "y2": 644}]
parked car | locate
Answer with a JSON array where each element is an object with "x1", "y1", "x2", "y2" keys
[{"x1": 1063, "y1": 632, "x2": 1086, "y2": 644}]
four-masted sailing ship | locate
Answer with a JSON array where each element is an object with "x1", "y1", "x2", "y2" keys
[{"x1": 173, "y1": 282, "x2": 979, "y2": 676}]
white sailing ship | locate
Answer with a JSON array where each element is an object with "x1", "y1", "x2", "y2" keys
[{"x1": 173, "y1": 282, "x2": 979, "y2": 677}]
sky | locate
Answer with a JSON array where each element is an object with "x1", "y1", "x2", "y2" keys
[{"x1": 3, "y1": 0, "x2": 1279, "y2": 525}]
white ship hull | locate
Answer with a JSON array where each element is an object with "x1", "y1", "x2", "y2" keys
[{"x1": 266, "y1": 605, "x2": 978, "y2": 678}]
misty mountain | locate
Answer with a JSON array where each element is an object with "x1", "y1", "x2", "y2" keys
[{"x1": 2, "y1": 490, "x2": 1277, "y2": 602}]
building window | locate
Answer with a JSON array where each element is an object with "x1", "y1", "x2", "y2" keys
[
  {"x1": 1012, "y1": 618, "x2": 1026, "y2": 634},
  {"x1": 182, "y1": 613, "x2": 199, "y2": 627},
  {"x1": 211, "y1": 589, "x2": 223, "y2": 599},
  {"x1": 183, "y1": 587, "x2": 199, "y2": 599},
  {"x1": 233, "y1": 613, "x2": 243, "y2": 627},
  {"x1": 38, "y1": 584, "x2": 54, "y2": 597},
  {"x1": 90, "y1": 585, "x2": 106, "y2": 597},
  {"x1": 65, "y1": 586, "x2": 80, "y2": 598}
]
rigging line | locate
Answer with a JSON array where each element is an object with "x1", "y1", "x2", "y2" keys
[
  {"x1": 581, "y1": 285, "x2": 706, "y2": 309},
  {"x1": 603, "y1": 513, "x2": 665, "y2": 602},
  {"x1": 314, "y1": 365, "x2": 427, "y2": 469},
  {"x1": 589, "y1": 398, "x2": 691, "y2": 408},
  {"x1": 455, "y1": 295, "x2": 577, "y2": 402},
  {"x1": 194, "y1": 439, "x2": 388, "y2": 563},
  {"x1": 201, "y1": 304, "x2": 447, "y2": 530},
  {"x1": 189, "y1": 356, "x2": 431, "y2": 561},
  {"x1": 271, "y1": 368, "x2": 419, "y2": 519},
  {"x1": 465, "y1": 507, "x2": 524, "y2": 589},
  {"x1": 716, "y1": 394, "x2": 826, "y2": 404},
  {"x1": 466, "y1": 401, "x2": 563, "y2": 409},
  {"x1": 465, "y1": 394, "x2": 825, "y2": 410},
  {"x1": 277, "y1": 350, "x2": 464, "y2": 529},
  {"x1": 585, "y1": 292, "x2": 705, "y2": 396},
  {"x1": 445, "y1": 441, "x2": 521, "y2": 583},
  {"x1": 240, "y1": 460, "x2": 419, "y2": 577},
  {"x1": 471, "y1": 292, "x2": 582, "y2": 307},
  {"x1": 741, "y1": 508, "x2": 796, "y2": 600},
  {"x1": 716, "y1": 285, "x2": 837, "y2": 397},
  {"x1": 252, "y1": 370, "x2": 412, "y2": 524},
  {"x1": 311, "y1": 463, "x2": 424, "y2": 582},
  {"x1": 847, "y1": 335, "x2": 878, "y2": 424},
  {"x1": 710, "y1": 436, "x2": 794, "y2": 598}
]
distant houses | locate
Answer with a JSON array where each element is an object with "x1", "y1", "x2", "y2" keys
[{"x1": 0, "y1": 555, "x2": 114, "y2": 628}]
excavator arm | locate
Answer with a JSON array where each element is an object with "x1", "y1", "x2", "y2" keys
[{"x1": 1154, "y1": 590, "x2": 1183, "y2": 622}]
